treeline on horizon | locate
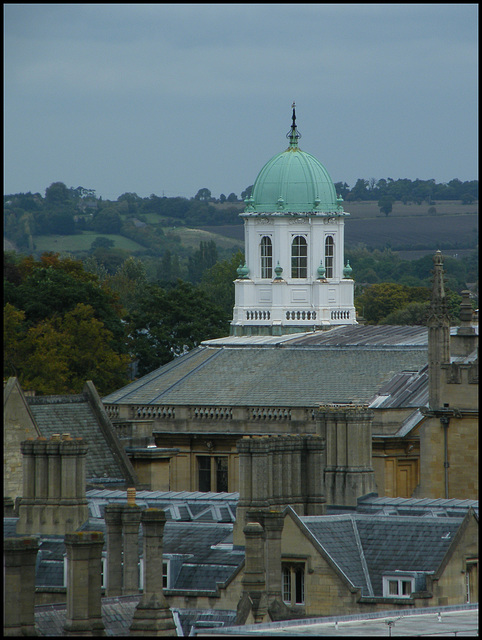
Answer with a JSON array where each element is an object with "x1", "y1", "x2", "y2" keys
[{"x1": 4, "y1": 176, "x2": 479, "y2": 244}]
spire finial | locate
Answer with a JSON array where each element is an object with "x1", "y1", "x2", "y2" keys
[{"x1": 286, "y1": 101, "x2": 301, "y2": 148}]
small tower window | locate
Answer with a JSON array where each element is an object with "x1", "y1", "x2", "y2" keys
[
  {"x1": 291, "y1": 236, "x2": 307, "y2": 278},
  {"x1": 260, "y1": 236, "x2": 272, "y2": 279},
  {"x1": 325, "y1": 236, "x2": 334, "y2": 278}
]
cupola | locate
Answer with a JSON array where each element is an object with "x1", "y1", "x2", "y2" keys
[{"x1": 247, "y1": 103, "x2": 339, "y2": 214}]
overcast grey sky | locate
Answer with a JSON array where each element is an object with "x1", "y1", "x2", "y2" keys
[{"x1": 4, "y1": 3, "x2": 478, "y2": 201}]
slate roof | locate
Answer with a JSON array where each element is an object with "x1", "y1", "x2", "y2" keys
[
  {"x1": 103, "y1": 325, "x2": 429, "y2": 408},
  {"x1": 368, "y1": 365, "x2": 428, "y2": 409},
  {"x1": 34, "y1": 599, "x2": 236, "y2": 637},
  {"x1": 27, "y1": 394, "x2": 133, "y2": 482},
  {"x1": 356, "y1": 495, "x2": 479, "y2": 518},
  {"x1": 299, "y1": 512, "x2": 464, "y2": 597},
  {"x1": 86, "y1": 489, "x2": 239, "y2": 523}
]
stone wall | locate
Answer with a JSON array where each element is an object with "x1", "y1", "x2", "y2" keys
[{"x1": 3, "y1": 378, "x2": 41, "y2": 503}]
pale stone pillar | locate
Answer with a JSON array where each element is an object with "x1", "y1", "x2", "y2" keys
[
  {"x1": 305, "y1": 435, "x2": 326, "y2": 515},
  {"x1": 241, "y1": 521, "x2": 267, "y2": 623},
  {"x1": 270, "y1": 437, "x2": 284, "y2": 509},
  {"x1": 34, "y1": 437, "x2": 48, "y2": 500},
  {"x1": 121, "y1": 504, "x2": 142, "y2": 595},
  {"x1": 281, "y1": 438, "x2": 293, "y2": 506},
  {"x1": 130, "y1": 509, "x2": 176, "y2": 636},
  {"x1": 250, "y1": 438, "x2": 269, "y2": 508},
  {"x1": 60, "y1": 434, "x2": 77, "y2": 501},
  {"x1": 21, "y1": 439, "x2": 36, "y2": 499},
  {"x1": 87, "y1": 533, "x2": 106, "y2": 636},
  {"x1": 262, "y1": 510, "x2": 284, "y2": 604},
  {"x1": 289, "y1": 437, "x2": 304, "y2": 514},
  {"x1": 104, "y1": 503, "x2": 123, "y2": 596},
  {"x1": 63, "y1": 531, "x2": 105, "y2": 636},
  {"x1": 3, "y1": 536, "x2": 39, "y2": 636},
  {"x1": 234, "y1": 437, "x2": 252, "y2": 544}
]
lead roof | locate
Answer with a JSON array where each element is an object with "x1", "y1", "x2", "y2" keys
[{"x1": 103, "y1": 326, "x2": 430, "y2": 407}]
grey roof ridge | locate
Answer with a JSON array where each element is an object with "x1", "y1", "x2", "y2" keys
[
  {"x1": 148, "y1": 347, "x2": 225, "y2": 404},
  {"x1": 103, "y1": 345, "x2": 208, "y2": 403},
  {"x1": 286, "y1": 508, "x2": 360, "y2": 593},
  {"x1": 350, "y1": 518, "x2": 374, "y2": 596}
]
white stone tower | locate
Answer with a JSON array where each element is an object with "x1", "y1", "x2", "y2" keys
[{"x1": 231, "y1": 104, "x2": 356, "y2": 336}]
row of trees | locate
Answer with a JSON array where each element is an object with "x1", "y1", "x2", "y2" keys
[
  {"x1": 3, "y1": 252, "x2": 235, "y2": 394},
  {"x1": 4, "y1": 245, "x2": 476, "y2": 396},
  {"x1": 335, "y1": 177, "x2": 478, "y2": 205},
  {"x1": 5, "y1": 176, "x2": 478, "y2": 248}
]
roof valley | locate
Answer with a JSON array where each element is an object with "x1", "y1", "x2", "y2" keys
[{"x1": 351, "y1": 516, "x2": 374, "y2": 596}]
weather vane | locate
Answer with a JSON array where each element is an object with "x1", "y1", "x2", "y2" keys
[{"x1": 287, "y1": 101, "x2": 301, "y2": 144}]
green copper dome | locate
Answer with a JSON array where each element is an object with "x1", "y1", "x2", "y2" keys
[{"x1": 245, "y1": 105, "x2": 340, "y2": 215}]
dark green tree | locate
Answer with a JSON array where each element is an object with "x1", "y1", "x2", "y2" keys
[
  {"x1": 127, "y1": 280, "x2": 228, "y2": 376},
  {"x1": 194, "y1": 188, "x2": 212, "y2": 202},
  {"x1": 45, "y1": 182, "x2": 71, "y2": 207},
  {"x1": 378, "y1": 195, "x2": 395, "y2": 217},
  {"x1": 188, "y1": 240, "x2": 218, "y2": 283}
]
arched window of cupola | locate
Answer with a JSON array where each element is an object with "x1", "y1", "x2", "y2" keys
[
  {"x1": 325, "y1": 236, "x2": 334, "y2": 278},
  {"x1": 291, "y1": 236, "x2": 308, "y2": 278},
  {"x1": 260, "y1": 236, "x2": 273, "y2": 279}
]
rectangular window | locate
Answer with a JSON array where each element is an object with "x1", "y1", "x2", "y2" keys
[
  {"x1": 466, "y1": 560, "x2": 478, "y2": 603},
  {"x1": 291, "y1": 236, "x2": 307, "y2": 278},
  {"x1": 389, "y1": 580, "x2": 398, "y2": 595},
  {"x1": 197, "y1": 456, "x2": 229, "y2": 492},
  {"x1": 282, "y1": 567, "x2": 291, "y2": 603},
  {"x1": 198, "y1": 457, "x2": 211, "y2": 492},
  {"x1": 163, "y1": 560, "x2": 169, "y2": 590},
  {"x1": 383, "y1": 576, "x2": 414, "y2": 598},
  {"x1": 325, "y1": 236, "x2": 334, "y2": 278},
  {"x1": 216, "y1": 456, "x2": 229, "y2": 493},
  {"x1": 282, "y1": 563, "x2": 305, "y2": 605},
  {"x1": 260, "y1": 236, "x2": 273, "y2": 279}
]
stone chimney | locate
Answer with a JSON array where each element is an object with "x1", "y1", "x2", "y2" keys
[
  {"x1": 105, "y1": 488, "x2": 142, "y2": 597},
  {"x1": 451, "y1": 290, "x2": 478, "y2": 357},
  {"x1": 427, "y1": 250, "x2": 451, "y2": 410},
  {"x1": 4, "y1": 536, "x2": 39, "y2": 636},
  {"x1": 237, "y1": 521, "x2": 268, "y2": 624},
  {"x1": 318, "y1": 404, "x2": 377, "y2": 506},
  {"x1": 121, "y1": 489, "x2": 142, "y2": 595},
  {"x1": 130, "y1": 508, "x2": 176, "y2": 636},
  {"x1": 16, "y1": 434, "x2": 89, "y2": 535},
  {"x1": 63, "y1": 531, "x2": 105, "y2": 636},
  {"x1": 234, "y1": 434, "x2": 325, "y2": 545}
]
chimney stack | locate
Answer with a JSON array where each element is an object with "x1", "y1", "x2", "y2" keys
[
  {"x1": 63, "y1": 531, "x2": 105, "y2": 636},
  {"x1": 16, "y1": 435, "x2": 89, "y2": 535},
  {"x1": 130, "y1": 508, "x2": 176, "y2": 636},
  {"x1": 4, "y1": 536, "x2": 39, "y2": 636}
]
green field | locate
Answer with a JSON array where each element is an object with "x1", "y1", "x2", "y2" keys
[
  {"x1": 16, "y1": 200, "x2": 479, "y2": 260},
  {"x1": 33, "y1": 232, "x2": 146, "y2": 254},
  {"x1": 164, "y1": 226, "x2": 243, "y2": 251}
]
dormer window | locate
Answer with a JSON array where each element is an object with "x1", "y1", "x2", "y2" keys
[
  {"x1": 383, "y1": 574, "x2": 415, "y2": 598},
  {"x1": 291, "y1": 236, "x2": 307, "y2": 278}
]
